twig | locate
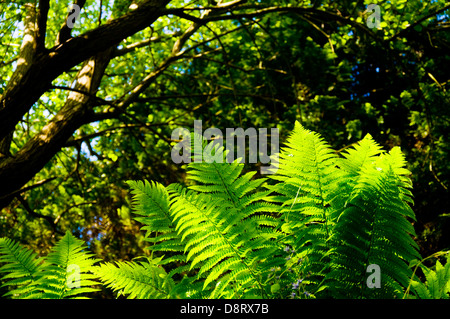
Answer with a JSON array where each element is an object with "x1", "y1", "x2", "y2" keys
[
  {"x1": 0, "y1": 177, "x2": 56, "y2": 201},
  {"x1": 16, "y1": 194, "x2": 61, "y2": 234}
]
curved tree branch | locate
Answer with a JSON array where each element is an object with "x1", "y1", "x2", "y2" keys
[
  {"x1": 0, "y1": 47, "x2": 114, "y2": 209},
  {"x1": 0, "y1": 0, "x2": 170, "y2": 142}
]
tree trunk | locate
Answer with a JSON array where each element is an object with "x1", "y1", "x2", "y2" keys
[{"x1": 0, "y1": 0, "x2": 171, "y2": 210}]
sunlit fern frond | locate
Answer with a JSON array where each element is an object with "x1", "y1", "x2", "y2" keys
[
  {"x1": 407, "y1": 251, "x2": 450, "y2": 299},
  {"x1": 1, "y1": 231, "x2": 99, "y2": 299},
  {"x1": 167, "y1": 182, "x2": 270, "y2": 298},
  {"x1": 95, "y1": 259, "x2": 174, "y2": 299},
  {"x1": 325, "y1": 144, "x2": 420, "y2": 298},
  {"x1": 267, "y1": 121, "x2": 343, "y2": 288},
  {"x1": 127, "y1": 180, "x2": 185, "y2": 256},
  {"x1": 0, "y1": 237, "x2": 44, "y2": 298},
  {"x1": 29, "y1": 231, "x2": 100, "y2": 299}
]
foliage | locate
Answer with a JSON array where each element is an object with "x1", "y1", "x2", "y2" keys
[
  {"x1": 0, "y1": 0, "x2": 449, "y2": 298},
  {"x1": 0, "y1": 124, "x2": 449, "y2": 299},
  {"x1": 404, "y1": 250, "x2": 450, "y2": 299},
  {"x1": 267, "y1": 122, "x2": 421, "y2": 298},
  {"x1": 0, "y1": 231, "x2": 99, "y2": 298},
  {"x1": 0, "y1": 237, "x2": 43, "y2": 297},
  {"x1": 94, "y1": 257, "x2": 174, "y2": 299}
]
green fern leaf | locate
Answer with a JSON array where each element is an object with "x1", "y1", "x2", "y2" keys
[
  {"x1": 95, "y1": 260, "x2": 174, "y2": 299},
  {"x1": 0, "y1": 238, "x2": 44, "y2": 298},
  {"x1": 409, "y1": 252, "x2": 450, "y2": 299},
  {"x1": 268, "y1": 121, "x2": 343, "y2": 288},
  {"x1": 127, "y1": 180, "x2": 185, "y2": 255},
  {"x1": 326, "y1": 144, "x2": 420, "y2": 298},
  {"x1": 168, "y1": 181, "x2": 271, "y2": 298},
  {"x1": 187, "y1": 137, "x2": 280, "y2": 232},
  {"x1": 29, "y1": 231, "x2": 100, "y2": 299}
]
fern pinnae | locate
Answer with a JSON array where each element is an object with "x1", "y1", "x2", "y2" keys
[
  {"x1": 31, "y1": 231, "x2": 100, "y2": 299},
  {"x1": 326, "y1": 143, "x2": 420, "y2": 298},
  {"x1": 127, "y1": 180, "x2": 188, "y2": 266},
  {"x1": 269, "y1": 122, "x2": 342, "y2": 290},
  {"x1": 168, "y1": 184, "x2": 264, "y2": 293},
  {"x1": 285, "y1": 184, "x2": 302, "y2": 223},
  {"x1": 95, "y1": 260, "x2": 174, "y2": 299},
  {"x1": 127, "y1": 180, "x2": 172, "y2": 235},
  {"x1": 0, "y1": 238, "x2": 44, "y2": 298}
]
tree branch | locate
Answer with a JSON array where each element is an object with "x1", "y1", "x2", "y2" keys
[
  {"x1": 165, "y1": 5, "x2": 380, "y2": 41},
  {"x1": 0, "y1": 177, "x2": 56, "y2": 202},
  {"x1": 16, "y1": 194, "x2": 60, "y2": 233},
  {"x1": 0, "y1": 0, "x2": 170, "y2": 143},
  {"x1": 110, "y1": 5, "x2": 213, "y2": 112},
  {"x1": 389, "y1": 4, "x2": 450, "y2": 41},
  {"x1": 64, "y1": 122, "x2": 171, "y2": 147},
  {"x1": 56, "y1": 0, "x2": 87, "y2": 45},
  {"x1": 0, "y1": 3, "x2": 37, "y2": 159},
  {"x1": 112, "y1": 35, "x2": 167, "y2": 57},
  {"x1": 35, "y1": 0, "x2": 50, "y2": 52},
  {"x1": 50, "y1": 85, "x2": 113, "y2": 106},
  {"x1": 53, "y1": 201, "x2": 97, "y2": 225},
  {"x1": 0, "y1": 47, "x2": 114, "y2": 208}
]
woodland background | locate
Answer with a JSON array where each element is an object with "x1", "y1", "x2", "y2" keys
[{"x1": 0, "y1": 0, "x2": 449, "y2": 297}]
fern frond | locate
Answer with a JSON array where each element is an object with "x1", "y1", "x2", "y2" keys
[
  {"x1": 268, "y1": 121, "x2": 342, "y2": 288},
  {"x1": 325, "y1": 145, "x2": 420, "y2": 298},
  {"x1": 408, "y1": 252, "x2": 450, "y2": 299},
  {"x1": 170, "y1": 274, "x2": 209, "y2": 298},
  {"x1": 127, "y1": 180, "x2": 185, "y2": 255},
  {"x1": 337, "y1": 133, "x2": 384, "y2": 177},
  {"x1": 126, "y1": 136, "x2": 283, "y2": 298},
  {"x1": 0, "y1": 238, "x2": 44, "y2": 298},
  {"x1": 168, "y1": 182, "x2": 273, "y2": 298},
  {"x1": 95, "y1": 260, "x2": 174, "y2": 299},
  {"x1": 189, "y1": 162, "x2": 281, "y2": 255},
  {"x1": 119, "y1": 124, "x2": 423, "y2": 300},
  {"x1": 187, "y1": 137, "x2": 280, "y2": 231},
  {"x1": 330, "y1": 134, "x2": 385, "y2": 223},
  {"x1": 29, "y1": 231, "x2": 100, "y2": 299}
]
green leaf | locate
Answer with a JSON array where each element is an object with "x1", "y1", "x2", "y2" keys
[{"x1": 271, "y1": 283, "x2": 281, "y2": 294}]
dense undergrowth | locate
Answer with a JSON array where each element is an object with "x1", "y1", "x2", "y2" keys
[{"x1": 1, "y1": 123, "x2": 449, "y2": 299}]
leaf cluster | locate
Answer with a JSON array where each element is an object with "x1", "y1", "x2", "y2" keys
[{"x1": 0, "y1": 123, "x2": 448, "y2": 299}]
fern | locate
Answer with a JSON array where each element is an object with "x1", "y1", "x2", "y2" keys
[
  {"x1": 0, "y1": 238, "x2": 43, "y2": 298},
  {"x1": 0, "y1": 231, "x2": 100, "y2": 299},
  {"x1": 127, "y1": 180, "x2": 186, "y2": 260},
  {"x1": 96, "y1": 134, "x2": 285, "y2": 299},
  {"x1": 325, "y1": 145, "x2": 420, "y2": 298},
  {"x1": 95, "y1": 123, "x2": 424, "y2": 299},
  {"x1": 187, "y1": 141, "x2": 281, "y2": 242},
  {"x1": 94, "y1": 257, "x2": 174, "y2": 299},
  {"x1": 1, "y1": 123, "x2": 437, "y2": 299},
  {"x1": 267, "y1": 122, "x2": 344, "y2": 291},
  {"x1": 405, "y1": 251, "x2": 450, "y2": 299},
  {"x1": 267, "y1": 122, "x2": 420, "y2": 298},
  {"x1": 168, "y1": 182, "x2": 272, "y2": 298},
  {"x1": 168, "y1": 137, "x2": 283, "y2": 298},
  {"x1": 31, "y1": 231, "x2": 100, "y2": 298}
]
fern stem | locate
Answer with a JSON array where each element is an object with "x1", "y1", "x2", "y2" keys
[{"x1": 286, "y1": 185, "x2": 301, "y2": 223}]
